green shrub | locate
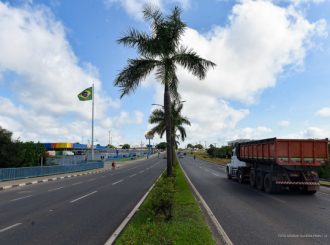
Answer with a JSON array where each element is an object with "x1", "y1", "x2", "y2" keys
[
  {"x1": 149, "y1": 176, "x2": 175, "y2": 221},
  {"x1": 319, "y1": 162, "x2": 330, "y2": 179}
]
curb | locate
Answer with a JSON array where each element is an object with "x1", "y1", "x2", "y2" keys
[
  {"x1": 178, "y1": 160, "x2": 233, "y2": 245},
  {"x1": 104, "y1": 169, "x2": 165, "y2": 245},
  {"x1": 0, "y1": 168, "x2": 109, "y2": 192}
]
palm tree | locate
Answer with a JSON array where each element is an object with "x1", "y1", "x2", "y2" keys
[
  {"x1": 114, "y1": 5, "x2": 215, "y2": 176},
  {"x1": 149, "y1": 100, "x2": 191, "y2": 162}
]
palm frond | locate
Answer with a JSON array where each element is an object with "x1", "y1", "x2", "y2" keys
[
  {"x1": 114, "y1": 59, "x2": 160, "y2": 98},
  {"x1": 149, "y1": 108, "x2": 164, "y2": 124},
  {"x1": 177, "y1": 125, "x2": 187, "y2": 141},
  {"x1": 166, "y1": 6, "x2": 186, "y2": 50},
  {"x1": 173, "y1": 46, "x2": 216, "y2": 79},
  {"x1": 117, "y1": 29, "x2": 159, "y2": 57},
  {"x1": 143, "y1": 4, "x2": 163, "y2": 26}
]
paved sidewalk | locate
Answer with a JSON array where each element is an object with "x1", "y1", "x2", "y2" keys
[{"x1": 0, "y1": 155, "x2": 155, "y2": 191}]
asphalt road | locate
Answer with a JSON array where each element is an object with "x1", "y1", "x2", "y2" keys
[
  {"x1": 0, "y1": 156, "x2": 165, "y2": 245},
  {"x1": 180, "y1": 156, "x2": 330, "y2": 245}
]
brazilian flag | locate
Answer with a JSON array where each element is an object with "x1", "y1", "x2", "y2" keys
[{"x1": 78, "y1": 87, "x2": 92, "y2": 101}]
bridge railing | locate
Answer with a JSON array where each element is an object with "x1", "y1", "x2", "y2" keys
[{"x1": 0, "y1": 161, "x2": 104, "y2": 181}]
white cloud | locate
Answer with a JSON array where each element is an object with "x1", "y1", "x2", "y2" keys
[
  {"x1": 278, "y1": 120, "x2": 290, "y2": 128},
  {"x1": 0, "y1": 2, "x2": 139, "y2": 145},
  {"x1": 235, "y1": 126, "x2": 273, "y2": 140},
  {"x1": 316, "y1": 107, "x2": 330, "y2": 117},
  {"x1": 146, "y1": 0, "x2": 326, "y2": 145},
  {"x1": 114, "y1": 111, "x2": 144, "y2": 126},
  {"x1": 301, "y1": 126, "x2": 328, "y2": 138},
  {"x1": 104, "y1": 0, "x2": 190, "y2": 20},
  {"x1": 178, "y1": 0, "x2": 326, "y2": 104}
]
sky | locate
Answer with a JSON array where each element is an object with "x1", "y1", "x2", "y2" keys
[{"x1": 0, "y1": 0, "x2": 330, "y2": 148}]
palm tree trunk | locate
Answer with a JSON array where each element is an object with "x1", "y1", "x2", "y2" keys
[
  {"x1": 164, "y1": 83, "x2": 173, "y2": 176},
  {"x1": 171, "y1": 129, "x2": 175, "y2": 166}
]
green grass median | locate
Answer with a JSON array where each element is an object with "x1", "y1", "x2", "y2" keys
[{"x1": 115, "y1": 160, "x2": 215, "y2": 245}]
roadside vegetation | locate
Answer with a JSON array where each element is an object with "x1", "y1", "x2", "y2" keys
[
  {"x1": 115, "y1": 159, "x2": 215, "y2": 245},
  {"x1": 319, "y1": 162, "x2": 330, "y2": 180},
  {"x1": 192, "y1": 150, "x2": 229, "y2": 165},
  {"x1": 0, "y1": 126, "x2": 46, "y2": 168}
]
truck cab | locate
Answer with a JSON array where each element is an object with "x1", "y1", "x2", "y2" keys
[{"x1": 226, "y1": 148, "x2": 248, "y2": 182}]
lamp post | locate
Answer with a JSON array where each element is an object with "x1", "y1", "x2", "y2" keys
[{"x1": 145, "y1": 132, "x2": 154, "y2": 159}]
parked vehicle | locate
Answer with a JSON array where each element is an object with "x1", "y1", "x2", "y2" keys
[{"x1": 226, "y1": 138, "x2": 328, "y2": 194}]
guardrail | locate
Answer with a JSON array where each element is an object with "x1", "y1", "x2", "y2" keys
[{"x1": 0, "y1": 161, "x2": 104, "y2": 181}]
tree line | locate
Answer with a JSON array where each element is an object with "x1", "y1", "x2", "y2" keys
[{"x1": 0, "y1": 126, "x2": 46, "y2": 168}]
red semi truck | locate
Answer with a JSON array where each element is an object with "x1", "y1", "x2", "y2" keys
[{"x1": 226, "y1": 138, "x2": 328, "y2": 194}]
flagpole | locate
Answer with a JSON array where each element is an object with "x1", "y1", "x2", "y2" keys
[{"x1": 91, "y1": 83, "x2": 94, "y2": 160}]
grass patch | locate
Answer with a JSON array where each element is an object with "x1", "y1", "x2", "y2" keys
[
  {"x1": 320, "y1": 180, "x2": 330, "y2": 186},
  {"x1": 191, "y1": 151, "x2": 230, "y2": 166},
  {"x1": 115, "y1": 160, "x2": 215, "y2": 245}
]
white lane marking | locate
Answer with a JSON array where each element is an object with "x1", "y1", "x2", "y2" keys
[
  {"x1": 112, "y1": 180, "x2": 124, "y2": 185},
  {"x1": 129, "y1": 174, "x2": 137, "y2": 178},
  {"x1": 128, "y1": 167, "x2": 137, "y2": 170},
  {"x1": 179, "y1": 162, "x2": 233, "y2": 245},
  {"x1": 0, "y1": 223, "x2": 22, "y2": 233},
  {"x1": 48, "y1": 187, "x2": 64, "y2": 192},
  {"x1": 87, "y1": 178, "x2": 96, "y2": 182},
  {"x1": 105, "y1": 170, "x2": 165, "y2": 245},
  {"x1": 10, "y1": 195, "x2": 32, "y2": 202},
  {"x1": 211, "y1": 172, "x2": 220, "y2": 177},
  {"x1": 317, "y1": 192, "x2": 330, "y2": 197},
  {"x1": 139, "y1": 170, "x2": 144, "y2": 174},
  {"x1": 72, "y1": 181, "x2": 83, "y2": 186},
  {"x1": 70, "y1": 191, "x2": 98, "y2": 203}
]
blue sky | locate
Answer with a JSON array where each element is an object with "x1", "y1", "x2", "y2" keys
[{"x1": 0, "y1": 0, "x2": 330, "y2": 147}]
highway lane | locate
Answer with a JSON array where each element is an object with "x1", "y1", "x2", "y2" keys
[
  {"x1": 180, "y1": 156, "x2": 330, "y2": 245},
  {"x1": 0, "y1": 156, "x2": 165, "y2": 245}
]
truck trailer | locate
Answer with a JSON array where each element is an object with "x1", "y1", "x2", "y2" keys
[{"x1": 226, "y1": 138, "x2": 328, "y2": 194}]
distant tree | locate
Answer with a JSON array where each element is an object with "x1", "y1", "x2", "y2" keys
[
  {"x1": 194, "y1": 144, "x2": 203, "y2": 149},
  {"x1": 207, "y1": 145, "x2": 233, "y2": 158},
  {"x1": 19, "y1": 142, "x2": 46, "y2": 167},
  {"x1": 107, "y1": 144, "x2": 116, "y2": 149},
  {"x1": 0, "y1": 127, "x2": 12, "y2": 144},
  {"x1": 122, "y1": 144, "x2": 130, "y2": 149},
  {"x1": 187, "y1": 143, "x2": 193, "y2": 149},
  {"x1": 0, "y1": 126, "x2": 46, "y2": 168},
  {"x1": 156, "y1": 142, "x2": 167, "y2": 150}
]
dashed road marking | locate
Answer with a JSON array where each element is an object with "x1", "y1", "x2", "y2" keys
[
  {"x1": 70, "y1": 191, "x2": 98, "y2": 203},
  {"x1": 0, "y1": 223, "x2": 22, "y2": 233},
  {"x1": 129, "y1": 174, "x2": 136, "y2": 178},
  {"x1": 48, "y1": 187, "x2": 64, "y2": 192},
  {"x1": 10, "y1": 195, "x2": 32, "y2": 202},
  {"x1": 112, "y1": 180, "x2": 123, "y2": 185}
]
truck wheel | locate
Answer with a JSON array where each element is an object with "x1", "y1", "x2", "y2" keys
[
  {"x1": 250, "y1": 171, "x2": 256, "y2": 187},
  {"x1": 256, "y1": 173, "x2": 264, "y2": 191},
  {"x1": 263, "y1": 174, "x2": 278, "y2": 194},
  {"x1": 226, "y1": 167, "x2": 232, "y2": 180},
  {"x1": 237, "y1": 170, "x2": 244, "y2": 184}
]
